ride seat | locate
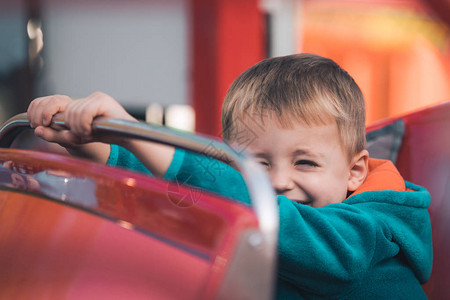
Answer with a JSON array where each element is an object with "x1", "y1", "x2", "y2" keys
[{"x1": 366, "y1": 101, "x2": 450, "y2": 300}]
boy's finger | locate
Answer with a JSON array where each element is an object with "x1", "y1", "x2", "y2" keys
[
  {"x1": 34, "y1": 126, "x2": 61, "y2": 143},
  {"x1": 76, "y1": 100, "x2": 96, "y2": 136},
  {"x1": 34, "y1": 126, "x2": 81, "y2": 146},
  {"x1": 65, "y1": 98, "x2": 95, "y2": 137},
  {"x1": 28, "y1": 96, "x2": 53, "y2": 127},
  {"x1": 27, "y1": 97, "x2": 44, "y2": 128},
  {"x1": 41, "y1": 103, "x2": 66, "y2": 127},
  {"x1": 27, "y1": 95, "x2": 72, "y2": 128},
  {"x1": 41, "y1": 95, "x2": 72, "y2": 126}
]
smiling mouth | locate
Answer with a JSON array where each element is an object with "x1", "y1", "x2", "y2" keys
[{"x1": 293, "y1": 199, "x2": 313, "y2": 206}]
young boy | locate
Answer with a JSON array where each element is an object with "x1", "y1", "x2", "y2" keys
[{"x1": 27, "y1": 54, "x2": 432, "y2": 299}]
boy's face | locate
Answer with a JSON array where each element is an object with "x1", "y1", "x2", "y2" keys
[{"x1": 231, "y1": 113, "x2": 355, "y2": 208}]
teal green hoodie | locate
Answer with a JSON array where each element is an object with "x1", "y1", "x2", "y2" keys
[{"x1": 108, "y1": 145, "x2": 432, "y2": 299}]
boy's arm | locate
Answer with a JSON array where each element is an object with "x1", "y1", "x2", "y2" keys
[
  {"x1": 162, "y1": 148, "x2": 251, "y2": 204},
  {"x1": 276, "y1": 198, "x2": 379, "y2": 294},
  {"x1": 27, "y1": 92, "x2": 174, "y2": 176},
  {"x1": 114, "y1": 139, "x2": 174, "y2": 177},
  {"x1": 275, "y1": 194, "x2": 431, "y2": 297}
]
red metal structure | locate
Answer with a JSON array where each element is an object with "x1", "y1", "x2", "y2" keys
[{"x1": 191, "y1": 0, "x2": 265, "y2": 137}]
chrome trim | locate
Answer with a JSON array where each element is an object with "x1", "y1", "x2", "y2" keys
[
  {"x1": 0, "y1": 113, "x2": 279, "y2": 299},
  {"x1": 0, "y1": 113, "x2": 32, "y2": 148}
]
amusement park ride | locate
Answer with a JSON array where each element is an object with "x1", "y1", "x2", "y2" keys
[
  {"x1": 0, "y1": 0, "x2": 449, "y2": 297},
  {"x1": 0, "y1": 100, "x2": 449, "y2": 299}
]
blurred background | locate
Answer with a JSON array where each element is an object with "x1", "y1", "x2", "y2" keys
[{"x1": 1, "y1": 0, "x2": 449, "y2": 137}]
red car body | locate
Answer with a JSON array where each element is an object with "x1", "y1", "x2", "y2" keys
[{"x1": 0, "y1": 116, "x2": 278, "y2": 300}]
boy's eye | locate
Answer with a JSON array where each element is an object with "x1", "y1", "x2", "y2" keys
[
  {"x1": 258, "y1": 161, "x2": 270, "y2": 168},
  {"x1": 294, "y1": 160, "x2": 318, "y2": 167}
]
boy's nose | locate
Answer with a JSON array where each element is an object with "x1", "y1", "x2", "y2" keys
[{"x1": 270, "y1": 168, "x2": 294, "y2": 194}]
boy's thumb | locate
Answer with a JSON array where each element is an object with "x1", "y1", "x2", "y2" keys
[
  {"x1": 34, "y1": 126, "x2": 45, "y2": 138},
  {"x1": 34, "y1": 126, "x2": 77, "y2": 145}
]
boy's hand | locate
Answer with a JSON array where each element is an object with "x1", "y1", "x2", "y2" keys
[
  {"x1": 27, "y1": 92, "x2": 136, "y2": 147},
  {"x1": 27, "y1": 91, "x2": 174, "y2": 175},
  {"x1": 28, "y1": 94, "x2": 77, "y2": 147}
]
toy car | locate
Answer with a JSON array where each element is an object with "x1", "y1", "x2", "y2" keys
[{"x1": 0, "y1": 113, "x2": 279, "y2": 300}]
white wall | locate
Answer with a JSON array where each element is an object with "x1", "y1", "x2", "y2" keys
[
  {"x1": 260, "y1": 0, "x2": 303, "y2": 57},
  {"x1": 39, "y1": 0, "x2": 189, "y2": 110}
]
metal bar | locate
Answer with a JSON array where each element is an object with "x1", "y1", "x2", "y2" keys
[{"x1": 0, "y1": 113, "x2": 32, "y2": 148}]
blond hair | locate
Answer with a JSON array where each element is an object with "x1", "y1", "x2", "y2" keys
[{"x1": 222, "y1": 53, "x2": 366, "y2": 160}]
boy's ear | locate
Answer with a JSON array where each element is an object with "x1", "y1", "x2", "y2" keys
[{"x1": 347, "y1": 150, "x2": 369, "y2": 192}]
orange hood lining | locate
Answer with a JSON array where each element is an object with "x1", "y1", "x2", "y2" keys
[{"x1": 349, "y1": 158, "x2": 408, "y2": 198}]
